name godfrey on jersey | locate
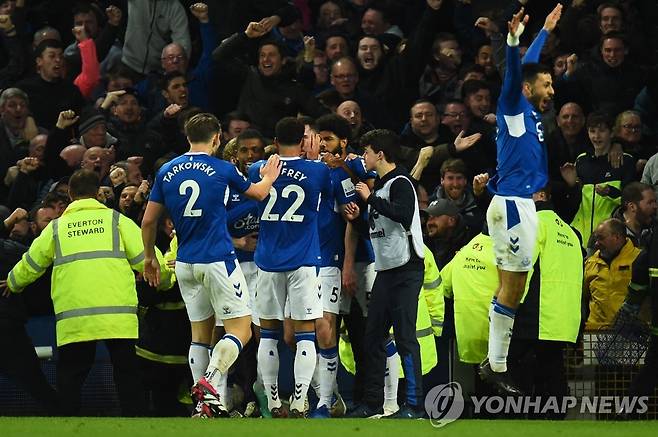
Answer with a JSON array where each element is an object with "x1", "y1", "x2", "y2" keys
[{"x1": 163, "y1": 161, "x2": 216, "y2": 182}]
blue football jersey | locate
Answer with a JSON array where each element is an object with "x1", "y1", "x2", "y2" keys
[
  {"x1": 226, "y1": 188, "x2": 260, "y2": 263},
  {"x1": 487, "y1": 40, "x2": 549, "y2": 198},
  {"x1": 150, "y1": 153, "x2": 250, "y2": 263},
  {"x1": 249, "y1": 157, "x2": 332, "y2": 272}
]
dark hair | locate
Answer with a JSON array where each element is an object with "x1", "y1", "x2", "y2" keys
[
  {"x1": 237, "y1": 129, "x2": 267, "y2": 149},
  {"x1": 184, "y1": 113, "x2": 221, "y2": 143},
  {"x1": 177, "y1": 106, "x2": 204, "y2": 132},
  {"x1": 521, "y1": 63, "x2": 552, "y2": 84},
  {"x1": 360, "y1": 129, "x2": 399, "y2": 163},
  {"x1": 461, "y1": 79, "x2": 490, "y2": 100},
  {"x1": 597, "y1": 2, "x2": 624, "y2": 21},
  {"x1": 458, "y1": 63, "x2": 486, "y2": 80},
  {"x1": 586, "y1": 111, "x2": 613, "y2": 130},
  {"x1": 159, "y1": 71, "x2": 186, "y2": 91},
  {"x1": 316, "y1": 114, "x2": 351, "y2": 140},
  {"x1": 258, "y1": 39, "x2": 284, "y2": 57},
  {"x1": 68, "y1": 169, "x2": 100, "y2": 199},
  {"x1": 34, "y1": 39, "x2": 63, "y2": 58},
  {"x1": 224, "y1": 110, "x2": 251, "y2": 126},
  {"x1": 320, "y1": 31, "x2": 349, "y2": 50},
  {"x1": 600, "y1": 30, "x2": 627, "y2": 47},
  {"x1": 604, "y1": 217, "x2": 627, "y2": 237},
  {"x1": 622, "y1": 182, "x2": 653, "y2": 211},
  {"x1": 275, "y1": 117, "x2": 305, "y2": 146},
  {"x1": 440, "y1": 159, "x2": 467, "y2": 177}
]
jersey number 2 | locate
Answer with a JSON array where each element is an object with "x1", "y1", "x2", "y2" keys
[
  {"x1": 179, "y1": 180, "x2": 202, "y2": 217},
  {"x1": 261, "y1": 185, "x2": 305, "y2": 222}
]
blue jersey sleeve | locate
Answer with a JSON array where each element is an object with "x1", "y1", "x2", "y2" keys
[
  {"x1": 149, "y1": 167, "x2": 165, "y2": 204},
  {"x1": 332, "y1": 168, "x2": 355, "y2": 206},
  {"x1": 227, "y1": 165, "x2": 251, "y2": 193},
  {"x1": 248, "y1": 160, "x2": 265, "y2": 183},
  {"x1": 522, "y1": 29, "x2": 548, "y2": 65},
  {"x1": 499, "y1": 43, "x2": 523, "y2": 115},
  {"x1": 346, "y1": 157, "x2": 376, "y2": 181}
]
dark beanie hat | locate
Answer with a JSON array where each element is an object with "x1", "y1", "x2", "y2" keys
[{"x1": 78, "y1": 107, "x2": 106, "y2": 135}]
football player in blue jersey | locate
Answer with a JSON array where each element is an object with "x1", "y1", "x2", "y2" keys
[
  {"x1": 141, "y1": 113, "x2": 281, "y2": 418},
  {"x1": 479, "y1": 5, "x2": 563, "y2": 395},
  {"x1": 249, "y1": 117, "x2": 333, "y2": 418}
]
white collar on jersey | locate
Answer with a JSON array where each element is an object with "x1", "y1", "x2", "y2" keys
[
  {"x1": 279, "y1": 156, "x2": 302, "y2": 161},
  {"x1": 184, "y1": 152, "x2": 209, "y2": 156}
]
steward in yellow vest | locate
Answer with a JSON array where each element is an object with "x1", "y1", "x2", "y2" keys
[
  {"x1": 339, "y1": 245, "x2": 443, "y2": 377},
  {"x1": 3, "y1": 170, "x2": 171, "y2": 416}
]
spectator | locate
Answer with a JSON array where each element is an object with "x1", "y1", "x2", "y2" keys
[
  {"x1": 612, "y1": 182, "x2": 657, "y2": 248},
  {"x1": 561, "y1": 112, "x2": 636, "y2": 247},
  {"x1": 583, "y1": 218, "x2": 640, "y2": 330},
  {"x1": 121, "y1": 0, "x2": 191, "y2": 76},
  {"x1": 361, "y1": 4, "x2": 403, "y2": 40},
  {"x1": 423, "y1": 198, "x2": 477, "y2": 269},
  {"x1": 431, "y1": 158, "x2": 485, "y2": 233},
  {"x1": 419, "y1": 33, "x2": 462, "y2": 105},
  {"x1": 16, "y1": 39, "x2": 85, "y2": 130},
  {"x1": 148, "y1": 72, "x2": 189, "y2": 155},
  {"x1": 213, "y1": 21, "x2": 327, "y2": 138},
  {"x1": 0, "y1": 13, "x2": 26, "y2": 89},
  {"x1": 613, "y1": 110, "x2": 656, "y2": 175}
]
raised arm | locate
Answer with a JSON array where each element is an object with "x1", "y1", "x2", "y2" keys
[
  {"x1": 499, "y1": 8, "x2": 529, "y2": 115},
  {"x1": 522, "y1": 4, "x2": 562, "y2": 64}
]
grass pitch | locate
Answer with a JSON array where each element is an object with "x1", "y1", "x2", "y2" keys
[{"x1": 1, "y1": 418, "x2": 657, "y2": 437}]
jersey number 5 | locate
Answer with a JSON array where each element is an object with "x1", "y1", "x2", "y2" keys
[
  {"x1": 179, "y1": 180, "x2": 202, "y2": 217},
  {"x1": 261, "y1": 185, "x2": 305, "y2": 222}
]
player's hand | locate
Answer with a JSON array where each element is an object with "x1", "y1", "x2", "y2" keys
[
  {"x1": 454, "y1": 130, "x2": 482, "y2": 153},
  {"x1": 355, "y1": 182, "x2": 370, "y2": 201},
  {"x1": 474, "y1": 17, "x2": 500, "y2": 38},
  {"x1": 56, "y1": 110, "x2": 79, "y2": 130},
  {"x1": 608, "y1": 143, "x2": 623, "y2": 169},
  {"x1": 472, "y1": 173, "x2": 490, "y2": 196},
  {"x1": 508, "y1": 7, "x2": 529, "y2": 38},
  {"x1": 483, "y1": 113, "x2": 496, "y2": 125},
  {"x1": 343, "y1": 201, "x2": 361, "y2": 221},
  {"x1": 304, "y1": 133, "x2": 321, "y2": 160},
  {"x1": 143, "y1": 257, "x2": 161, "y2": 288},
  {"x1": 0, "y1": 279, "x2": 10, "y2": 298},
  {"x1": 72, "y1": 25, "x2": 88, "y2": 42},
  {"x1": 559, "y1": 163, "x2": 578, "y2": 187},
  {"x1": 260, "y1": 154, "x2": 282, "y2": 182},
  {"x1": 565, "y1": 53, "x2": 578, "y2": 77},
  {"x1": 543, "y1": 3, "x2": 563, "y2": 33},
  {"x1": 345, "y1": 153, "x2": 359, "y2": 161},
  {"x1": 106, "y1": 5, "x2": 122, "y2": 26},
  {"x1": 342, "y1": 267, "x2": 357, "y2": 297},
  {"x1": 190, "y1": 3, "x2": 209, "y2": 23},
  {"x1": 321, "y1": 153, "x2": 344, "y2": 169}
]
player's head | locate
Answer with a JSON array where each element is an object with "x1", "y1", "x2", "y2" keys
[
  {"x1": 184, "y1": 113, "x2": 221, "y2": 151},
  {"x1": 360, "y1": 129, "x2": 399, "y2": 171},
  {"x1": 68, "y1": 169, "x2": 100, "y2": 200},
  {"x1": 275, "y1": 117, "x2": 305, "y2": 151},
  {"x1": 316, "y1": 113, "x2": 351, "y2": 156},
  {"x1": 521, "y1": 63, "x2": 553, "y2": 113},
  {"x1": 236, "y1": 129, "x2": 266, "y2": 172}
]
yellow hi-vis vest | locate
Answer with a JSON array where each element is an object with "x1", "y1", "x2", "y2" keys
[
  {"x1": 7, "y1": 198, "x2": 172, "y2": 346},
  {"x1": 535, "y1": 209, "x2": 583, "y2": 342},
  {"x1": 441, "y1": 233, "x2": 497, "y2": 364},
  {"x1": 339, "y1": 245, "x2": 442, "y2": 376}
]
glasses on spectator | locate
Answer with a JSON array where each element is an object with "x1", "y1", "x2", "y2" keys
[
  {"x1": 444, "y1": 112, "x2": 467, "y2": 118},
  {"x1": 332, "y1": 74, "x2": 356, "y2": 80},
  {"x1": 622, "y1": 124, "x2": 641, "y2": 132},
  {"x1": 161, "y1": 55, "x2": 185, "y2": 62}
]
